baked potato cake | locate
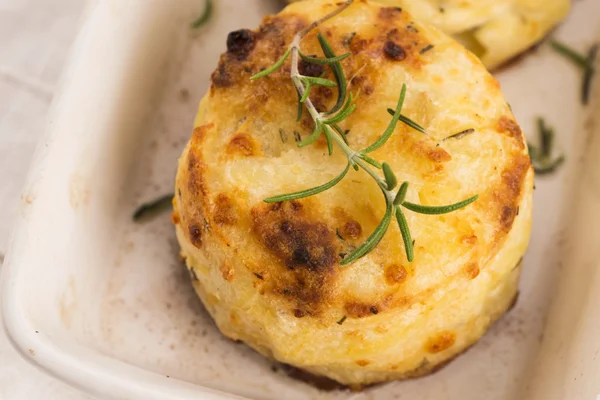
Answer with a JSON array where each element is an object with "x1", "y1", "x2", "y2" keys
[
  {"x1": 286, "y1": 0, "x2": 570, "y2": 68},
  {"x1": 173, "y1": 0, "x2": 533, "y2": 387}
]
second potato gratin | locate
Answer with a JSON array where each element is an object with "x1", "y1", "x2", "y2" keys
[
  {"x1": 174, "y1": 0, "x2": 533, "y2": 387},
  {"x1": 286, "y1": 0, "x2": 570, "y2": 68}
]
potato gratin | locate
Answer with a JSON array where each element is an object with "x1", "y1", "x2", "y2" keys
[
  {"x1": 174, "y1": 0, "x2": 533, "y2": 387},
  {"x1": 287, "y1": 0, "x2": 570, "y2": 68}
]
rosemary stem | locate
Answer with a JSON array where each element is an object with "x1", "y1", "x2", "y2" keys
[
  {"x1": 290, "y1": 33, "x2": 392, "y2": 202},
  {"x1": 326, "y1": 124, "x2": 393, "y2": 200},
  {"x1": 297, "y1": 0, "x2": 354, "y2": 38},
  {"x1": 324, "y1": 125, "x2": 354, "y2": 158},
  {"x1": 354, "y1": 157, "x2": 390, "y2": 192},
  {"x1": 291, "y1": 46, "x2": 322, "y2": 122}
]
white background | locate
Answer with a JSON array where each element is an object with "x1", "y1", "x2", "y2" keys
[{"x1": 0, "y1": 0, "x2": 91, "y2": 398}]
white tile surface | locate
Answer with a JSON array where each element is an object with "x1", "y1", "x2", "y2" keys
[{"x1": 0, "y1": 0, "x2": 91, "y2": 398}]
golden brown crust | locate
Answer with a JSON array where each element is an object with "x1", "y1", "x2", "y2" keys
[
  {"x1": 251, "y1": 201, "x2": 339, "y2": 316},
  {"x1": 495, "y1": 153, "x2": 531, "y2": 233},
  {"x1": 226, "y1": 133, "x2": 262, "y2": 158},
  {"x1": 212, "y1": 193, "x2": 238, "y2": 226},
  {"x1": 498, "y1": 115, "x2": 525, "y2": 146},
  {"x1": 464, "y1": 262, "x2": 480, "y2": 280},
  {"x1": 211, "y1": 16, "x2": 308, "y2": 91},
  {"x1": 384, "y1": 264, "x2": 408, "y2": 285},
  {"x1": 425, "y1": 331, "x2": 457, "y2": 354}
]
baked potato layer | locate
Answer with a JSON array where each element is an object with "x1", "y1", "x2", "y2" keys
[
  {"x1": 174, "y1": 0, "x2": 533, "y2": 386},
  {"x1": 286, "y1": 0, "x2": 570, "y2": 68}
]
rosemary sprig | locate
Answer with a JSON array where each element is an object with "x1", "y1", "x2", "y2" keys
[
  {"x1": 133, "y1": 195, "x2": 173, "y2": 222},
  {"x1": 251, "y1": 0, "x2": 478, "y2": 263},
  {"x1": 550, "y1": 40, "x2": 588, "y2": 69},
  {"x1": 528, "y1": 117, "x2": 565, "y2": 175},
  {"x1": 550, "y1": 40, "x2": 598, "y2": 105},
  {"x1": 191, "y1": 0, "x2": 213, "y2": 29}
]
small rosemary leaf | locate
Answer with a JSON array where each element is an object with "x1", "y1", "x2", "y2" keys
[
  {"x1": 341, "y1": 200, "x2": 394, "y2": 265},
  {"x1": 303, "y1": 76, "x2": 337, "y2": 88},
  {"x1": 293, "y1": 131, "x2": 302, "y2": 142},
  {"x1": 299, "y1": 51, "x2": 352, "y2": 65},
  {"x1": 133, "y1": 195, "x2": 173, "y2": 222},
  {"x1": 550, "y1": 40, "x2": 589, "y2": 70},
  {"x1": 419, "y1": 44, "x2": 434, "y2": 55},
  {"x1": 359, "y1": 153, "x2": 382, "y2": 169},
  {"x1": 250, "y1": 48, "x2": 292, "y2": 80},
  {"x1": 336, "y1": 229, "x2": 344, "y2": 240},
  {"x1": 337, "y1": 315, "x2": 348, "y2": 325},
  {"x1": 402, "y1": 195, "x2": 479, "y2": 215},
  {"x1": 325, "y1": 130, "x2": 334, "y2": 155},
  {"x1": 279, "y1": 129, "x2": 287, "y2": 143},
  {"x1": 527, "y1": 142, "x2": 539, "y2": 160},
  {"x1": 444, "y1": 128, "x2": 475, "y2": 141},
  {"x1": 322, "y1": 104, "x2": 356, "y2": 125},
  {"x1": 393, "y1": 182, "x2": 409, "y2": 206},
  {"x1": 397, "y1": 113, "x2": 428, "y2": 135},
  {"x1": 264, "y1": 163, "x2": 351, "y2": 203},
  {"x1": 298, "y1": 122, "x2": 323, "y2": 147},
  {"x1": 190, "y1": 0, "x2": 213, "y2": 29},
  {"x1": 300, "y1": 83, "x2": 312, "y2": 103},
  {"x1": 395, "y1": 207, "x2": 414, "y2": 262},
  {"x1": 298, "y1": 0, "x2": 353, "y2": 38},
  {"x1": 529, "y1": 117, "x2": 566, "y2": 175},
  {"x1": 320, "y1": 94, "x2": 356, "y2": 124},
  {"x1": 317, "y1": 33, "x2": 347, "y2": 115},
  {"x1": 382, "y1": 162, "x2": 398, "y2": 190},
  {"x1": 534, "y1": 156, "x2": 565, "y2": 175},
  {"x1": 582, "y1": 44, "x2": 598, "y2": 105},
  {"x1": 384, "y1": 108, "x2": 428, "y2": 135},
  {"x1": 332, "y1": 124, "x2": 349, "y2": 144},
  {"x1": 538, "y1": 117, "x2": 554, "y2": 157},
  {"x1": 363, "y1": 84, "x2": 406, "y2": 153}
]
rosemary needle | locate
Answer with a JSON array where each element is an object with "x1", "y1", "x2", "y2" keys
[
  {"x1": 550, "y1": 40, "x2": 588, "y2": 69},
  {"x1": 528, "y1": 117, "x2": 565, "y2": 175},
  {"x1": 582, "y1": 44, "x2": 598, "y2": 105},
  {"x1": 550, "y1": 40, "x2": 599, "y2": 105},
  {"x1": 191, "y1": 0, "x2": 213, "y2": 29},
  {"x1": 133, "y1": 195, "x2": 173, "y2": 222}
]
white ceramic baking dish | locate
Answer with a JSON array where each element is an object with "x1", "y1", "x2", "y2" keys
[{"x1": 2, "y1": 0, "x2": 600, "y2": 399}]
